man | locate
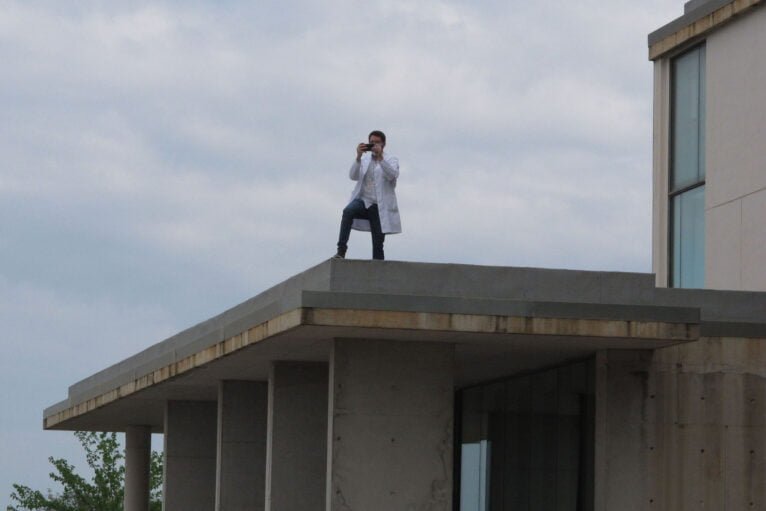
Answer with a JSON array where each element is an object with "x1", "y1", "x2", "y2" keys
[{"x1": 333, "y1": 130, "x2": 401, "y2": 260}]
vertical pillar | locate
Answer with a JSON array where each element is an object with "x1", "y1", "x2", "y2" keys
[
  {"x1": 216, "y1": 381, "x2": 268, "y2": 511},
  {"x1": 124, "y1": 425, "x2": 151, "y2": 511},
  {"x1": 594, "y1": 350, "x2": 651, "y2": 511},
  {"x1": 265, "y1": 362, "x2": 328, "y2": 511},
  {"x1": 164, "y1": 401, "x2": 217, "y2": 511},
  {"x1": 326, "y1": 339, "x2": 454, "y2": 511}
]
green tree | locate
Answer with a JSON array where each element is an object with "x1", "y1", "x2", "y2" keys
[{"x1": 7, "y1": 431, "x2": 162, "y2": 511}]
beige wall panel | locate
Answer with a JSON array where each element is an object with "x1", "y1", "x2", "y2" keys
[
  {"x1": 742, "y1": 190, "x2": 766, "y2": 290},
  {"x1": 705, "y1": 201, "x2": 742, "y2": 289},
  {"x1": 706, "y1": 7, "x2": 766, "y2": 208}
]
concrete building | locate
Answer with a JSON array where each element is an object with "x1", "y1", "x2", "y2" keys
[
  {"x1": 44, "y1": 1, "x2": 766, "y2": 510},
  {"x1": 42, "y1": 262, "x2": 766, "y2": 510}
]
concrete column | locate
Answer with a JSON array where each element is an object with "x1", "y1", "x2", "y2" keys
[
  {"x1": 164, "y1": 401, "x2": 217, "y2": 511},
  {"x1": 265, "y1": 362, "x2": 328, "y2": 511},
  {"x1": 326, "y1": 339, "x2": 454, "y2": 511},
  {"x1": 124, "y1": 425, "x2": 151, "y2": 511},
  {"x1": 216, "y1": 381, "x2": 268, "y2": 511},
  {"x1": 594, "y1": 350, "x2": 651, "y2": 511}
]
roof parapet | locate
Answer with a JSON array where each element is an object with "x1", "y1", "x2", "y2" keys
[{"x1": 648, "y1": 0, "x2": 764, "y2": 60}]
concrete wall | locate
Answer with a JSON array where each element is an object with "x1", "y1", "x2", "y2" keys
[
  {"x1": 594, "y1": 350, "x2": 652, "y2": 510},
  {"x1": 265, "y1": 362, "x2": 328, "y2": 511},
  {"x1": 326, "y1": 339, "x2": 454, "y2": 511},
  {"x1": 596, "y1": 338, "x2": 766, "y2": 510},
  {"x1": 648, "y1": 337, "x2": 766, "y2": 509},
  {"x1": 164, "y1": 401, "x2": 218, "y2": 511},
  {"x1": 652, "y1": 6, "x2": 766, "y2": 291},
  {"x1": 216, "y1": 381, "x2": 267, "y2": 511}
]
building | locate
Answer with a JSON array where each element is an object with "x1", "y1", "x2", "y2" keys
[
  {"x1": 44, "y1": 1, "x2": 766, "y2": 510},
  {"x1": 650, "y1": 0, "x2": 766, "y2": 290}
]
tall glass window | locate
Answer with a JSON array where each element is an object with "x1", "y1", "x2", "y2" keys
[
  {"x1": 457, "y1": 360, "x2": 594, "y2": 511},
  {"x1": 670, "y1": 45, "x2": 706, "y2": 288}
]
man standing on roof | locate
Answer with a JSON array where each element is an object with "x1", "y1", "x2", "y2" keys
[{"x1": 333, "y1": 130, "x2": 401, "y2": 260}]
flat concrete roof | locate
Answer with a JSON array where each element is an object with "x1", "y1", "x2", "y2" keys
[
  {"x1": 43, "y1": 260, "x2": 766, "y2": 432},
  {"x1": 648, "y1": 0, "x2": 764, "y2": 60}
]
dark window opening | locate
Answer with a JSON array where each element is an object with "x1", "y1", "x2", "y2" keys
[{"x1": 455, "y1": 359, "x2": 595, "y2": 511}]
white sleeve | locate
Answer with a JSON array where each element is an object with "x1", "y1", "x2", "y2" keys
[
  {"x1": 379, "y1": 156, "x2": 399, "y2": 182},
  {"x1": 349, "y1": 160, "x2": 361, "y2": 180}
]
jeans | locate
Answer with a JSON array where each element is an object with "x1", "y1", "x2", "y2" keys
[{"x1": 337, "y1": 199, "x2": 385, "y2": 260}]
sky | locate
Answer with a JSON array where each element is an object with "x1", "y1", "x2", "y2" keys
[{"x1": 0, "y1": 0, "x2": 684, "y2": 504}]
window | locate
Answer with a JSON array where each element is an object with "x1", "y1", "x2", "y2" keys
[
  {"x1": 457, "y1": 361, "x2": 594, "y2": 511},
  {"x1": 669, "y1": 45, "x2": 706, "y2": 288}
]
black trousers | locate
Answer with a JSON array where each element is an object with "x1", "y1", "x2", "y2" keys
[{"x1": 337, "y1": 199, "x2": 385, "y2": 260}]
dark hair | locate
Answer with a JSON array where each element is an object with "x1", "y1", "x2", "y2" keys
[{"x1": 368, "y1": 130, "x2": 386, "y2": 146}]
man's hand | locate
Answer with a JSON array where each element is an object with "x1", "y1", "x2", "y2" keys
[
  {"x1": 356, "y1": 143, "x2": 367, "y2": 161},
  {"x1": 371, "y1": 142, "x2": 383, "y2": 159}
]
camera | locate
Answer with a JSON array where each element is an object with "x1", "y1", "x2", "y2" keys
[{"x1": 363, "y1": 143, "x2": 375, "y2": 151}]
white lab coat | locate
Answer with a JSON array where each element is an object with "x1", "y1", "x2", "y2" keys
[{"x1": 348, "y1": 153, "x2": 402, "y2": 234}]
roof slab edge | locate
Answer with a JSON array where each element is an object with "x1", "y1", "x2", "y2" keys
[
  {"x1": 648, "y1": 0, "x2": 764, "y2": 60},
  {"x1": 44, "y1": 261, "x2": 766, "y2": 425},
  {"x1": 44, "y1": 305, "x2": 702, "y2": 429},
  {"x1": 62, "y1": 262, "x2": 654, "y2": 404},
  {"x1": 64, "y1": 260, "x2": 334, "y2": 402}
]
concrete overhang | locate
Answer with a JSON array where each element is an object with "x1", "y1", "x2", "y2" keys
[
  {"x1": 43, "y1": 260, "x2": 766, "y2": 432},
  {"x1": 648, "y1": 0, "x2": 764, "y2": 60}
]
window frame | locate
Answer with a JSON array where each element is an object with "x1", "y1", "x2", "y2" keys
[{"x1": 668, "y1": 43, "x2": 706, "y2": 288}]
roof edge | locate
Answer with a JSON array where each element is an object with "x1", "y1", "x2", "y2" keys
[{"x1": 648, "y1": 0, "x2": 764, "y2": 60}]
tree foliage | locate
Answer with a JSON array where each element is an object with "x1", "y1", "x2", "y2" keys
[{"x1": 7, "y1": 431, "x2": 162, "y2": 511}]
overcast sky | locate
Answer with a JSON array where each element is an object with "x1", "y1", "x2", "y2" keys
[{"x1": 0, "y1": 0, "x2": 684, "y2": 503}]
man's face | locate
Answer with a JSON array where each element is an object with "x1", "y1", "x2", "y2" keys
[{"x1": 369, "y1": 135, "x2": 384, "y2": 149}]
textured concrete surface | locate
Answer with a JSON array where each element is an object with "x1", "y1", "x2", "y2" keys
[
  {"x1": 216, "y1": 381, "x2": 267, "y2": 511},
  {"x1": 594, "y1": 338, "x2": 766, "y2": 510},
  {"x1": 594, "y1": 350, "x2": 652, "y2": 510},
  {"x1": 265, "y1": 362, "x2": 327, "y2": 511},
  {"x1": 327, "y1": 339, "x2": 454, "y2": 511},
  {"x1": 164, "y1": 401, "x2": 217, "y2": 511},
  {"x1": 646, "y1": 338, "x2": 766, "y2": 510}
]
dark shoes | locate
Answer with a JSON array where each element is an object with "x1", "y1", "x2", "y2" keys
[{"x1": 332, "y1": 247, "x2": 346, "y2": 259}]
